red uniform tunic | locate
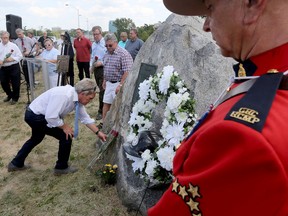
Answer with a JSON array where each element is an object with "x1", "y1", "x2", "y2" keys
[{"x1": 148, "y1": 43, "x2": 288, "y2": 216}]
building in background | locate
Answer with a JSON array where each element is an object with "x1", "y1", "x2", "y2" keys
[{"x1": 108, "y1": 21, "x2": 117, "y2": 33}]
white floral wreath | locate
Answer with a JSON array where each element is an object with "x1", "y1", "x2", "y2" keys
[{"x1": 125, "y1": 65, "x2": 198, "y2": 184}]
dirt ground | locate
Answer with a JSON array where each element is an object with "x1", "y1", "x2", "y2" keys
[{"x1": 0, "y1": 71, "x2": 135, "y2": 216}]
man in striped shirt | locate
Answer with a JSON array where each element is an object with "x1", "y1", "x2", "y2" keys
[{"x1": 102, "y1": 33, "x2": 133, "y2": 121}]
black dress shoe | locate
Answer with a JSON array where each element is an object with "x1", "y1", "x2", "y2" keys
[
  {"x1": 3, "y1": 97, "x2": 11, "y2": 102},
  {"x1": 7, "y1": 162, "x2": 31, "y2": 172}
]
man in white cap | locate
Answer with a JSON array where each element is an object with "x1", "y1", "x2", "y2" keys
[{"x1": 148, "y1": 0, "x2": 288, "y2": 215}]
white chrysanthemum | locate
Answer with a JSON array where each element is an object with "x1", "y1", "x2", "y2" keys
[
  {"x1": 167, "y1": 93, "x2": 183, "y2": 112},
  {"x1": 135, "y1": 115, "x2": 145, "y2": 126},
  {"x1": 138, "y1": 120, "x2": 153, "y2": 131},
  {"x1": 176, "y1": 81, "x2": 183, "y2": 88},
  {"x1": 132, "y1": 100, "x2": 144, "y2": 113},
  {"x1": 160, "y1": 119, "x2": 169, "y2": 138},
  {"x1": 157, "y1": 146, "x2": 175, "y2": 171},
  {"x1": 165, "y1": 122, "x2": 185, "y2": 147},
  {"x1": 163, "y1": 65, "x2": 174, "y2": 74},
  {"x1": 175, "y1": 112, "x2": 188, "y2": 124},
  {"x1": 141, "y1": 149, "x2": 152, "y2": 161},
  {"x1": 164, "y1": 108, "x2": 171, "y2": 118},
  {"x1": 141, "y1": 100, "x2": 156, "y2": 113},
  {"x1": 178, "y1": 86, "x2": 187, "y2": 94},
  {"x1": 149, "y1": 88, "x2": 159, "y2": 102},
  {"x1": 159, "y1": 67, "x2": 174, "y2": 94},
  {"x1": 138, "y1": 79, "x2": 151, "y2": 100},
  {"x1": 126, "y1": 133, "x2": 136, "y2": 143},
  {"x1": 128, "y1": 110, "x2": 139, "y2": 126},
  {"x1": 126, "y1": 154, "x2": 145, "y2": 172},
  {"x1": 182, "y1": 92, "x2": 190, "y2": 101},
  {"x1": 173, "y1": 71, "x2": 179, "y2": 76},
  {"x1": 145, "y1": 159, "x2": 158, "y2": 177}
]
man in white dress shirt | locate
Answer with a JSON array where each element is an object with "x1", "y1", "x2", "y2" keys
[
  {"x1": 8, "y1": 78, "x2": 107, "y2": 175},
  {"x1": 0, "y1": 31, "x2": 23, "y2": 104}
]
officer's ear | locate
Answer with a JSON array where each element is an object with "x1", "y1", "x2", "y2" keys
[{"x1": 243, "y1": 0, "x2": 267, "y2": 25}]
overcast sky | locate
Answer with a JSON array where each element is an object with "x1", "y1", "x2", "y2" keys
[{"x1": 0, "y1": 0, "x2": 172, "y2": 33}]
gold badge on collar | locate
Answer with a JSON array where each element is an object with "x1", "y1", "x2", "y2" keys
[
  {"x1": 171, "y1": 178, "x2": 202, "y2": 215},
  {"x1": 230, "y1": 107, "x2": 260, "y2": 124},
  {"x1": 238, "y1": 63, "x2": 246, "y2": 77},
  {"x1": 267, "y1": 69, "x2": 279, "y2": 73}
]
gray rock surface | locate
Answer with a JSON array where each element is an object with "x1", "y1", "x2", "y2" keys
[{"x1": 96, "y1": 14, "x2": 235, "y2": 215}]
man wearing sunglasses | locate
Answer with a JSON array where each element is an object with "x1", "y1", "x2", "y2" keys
[{"x1": 102, "y1": 33, "x2": 133, "y2": 121}]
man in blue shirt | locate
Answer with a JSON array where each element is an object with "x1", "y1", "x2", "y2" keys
[
  {"x1": 125, "y1": 28, "x2": 144, "y2": 61},
  {"x1": 118, "y1": 32, "x2": 128, "y2": 48},
  {"x1": 90, "y1": 26, "x2": 107, "y2": 121}
]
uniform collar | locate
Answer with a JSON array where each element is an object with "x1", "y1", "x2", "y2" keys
[{"x1": 233, "y1": 43, "x2": 288, "y2": 77}]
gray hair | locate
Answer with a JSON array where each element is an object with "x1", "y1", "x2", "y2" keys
[
  {"x1": 91, "y1": 26, "x2": 102, "y2": 34},
  {"x1": 120, "y1": 32, "x2": 128, "y2": 37},
  {"x1": 104, "y1": 33, "x2": 118, "y2": 43},
  {"x1": 15, "y1": 28, "x2": 24, "y2": 34},
  {"x1": 75, "y1": 78, "x2": 97, "y2": 95},
  {"x1": 27, "y1": 30, "x2": 34, "y2": 35},
  {"x1": 1, "y1": 31, "x2": 10, "y2": 37}
]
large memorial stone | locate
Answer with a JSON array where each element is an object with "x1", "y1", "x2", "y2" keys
[{"x1": 96, "y1": 14, "x2": 235, "y2": 215}]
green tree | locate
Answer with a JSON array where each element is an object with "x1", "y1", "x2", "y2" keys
[
  {"x1": 113, "y1": 18, "x2": 136, "y2": 39},
  {"x1": 137, "y1": 24, "x2": 155, "y2": 42}
]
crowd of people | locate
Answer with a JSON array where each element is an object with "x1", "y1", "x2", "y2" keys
[{"x1": 0, "y1": 24, "x2": 141, "y2": 175}]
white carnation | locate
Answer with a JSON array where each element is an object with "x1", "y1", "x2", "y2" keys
[
  {"x1": 159, "y1": 66, "x2": 174, "y2": 94},
  {"x1": 167, "y1": 93, "x2": 183, "y2": 112},
  {"x1": 176, "y1": 81, "x2": 183, "y2": 88},
  {"x1": 145, "y1": 159, "x2": 158, "y2": 177},
  {"x1": 138, "y1": 79, "x2": 151, "y2": 100},
  {"x1": 141, "y1": 149, "x2": 152, "y2": 161},
  {"x1": 157, "y1": 146, "x2": 175, "y2": 171},
  {"x1": 149, "y1": 88, "x2": 159, "y2": 102},
  {"x1": 126, "y1": 133, "x2": 136, "y2": 143},
  {"x1": 126, "y1": 154, "x2": 145, "y2": 172},
  {"x1": 165, "y1": 122, "x2": 185, "y2": 147},
  {"x1": 163, "y1": 65, "x2": 174, "y2": 74},
  {"x1": 175, "y1": 112, "x2": 188, "y2": 124}
]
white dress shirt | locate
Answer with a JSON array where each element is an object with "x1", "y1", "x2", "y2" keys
[
  {"x1": 29, "y1": 85, "x2": 95, "y2": 128},
  {"x1": 90, "y1": 37, "x2": 106, "y2": 67},
  {"x1": 0, "y1": 41, "x2": 22, "y2": 67}
]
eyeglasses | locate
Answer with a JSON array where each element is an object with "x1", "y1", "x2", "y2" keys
[
  {"x1": 93, "y1": 33, "x2": 100, "y2": 36},
  {"x1": 105, "y1": 44, "x2": 113, "y2": 48}
]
